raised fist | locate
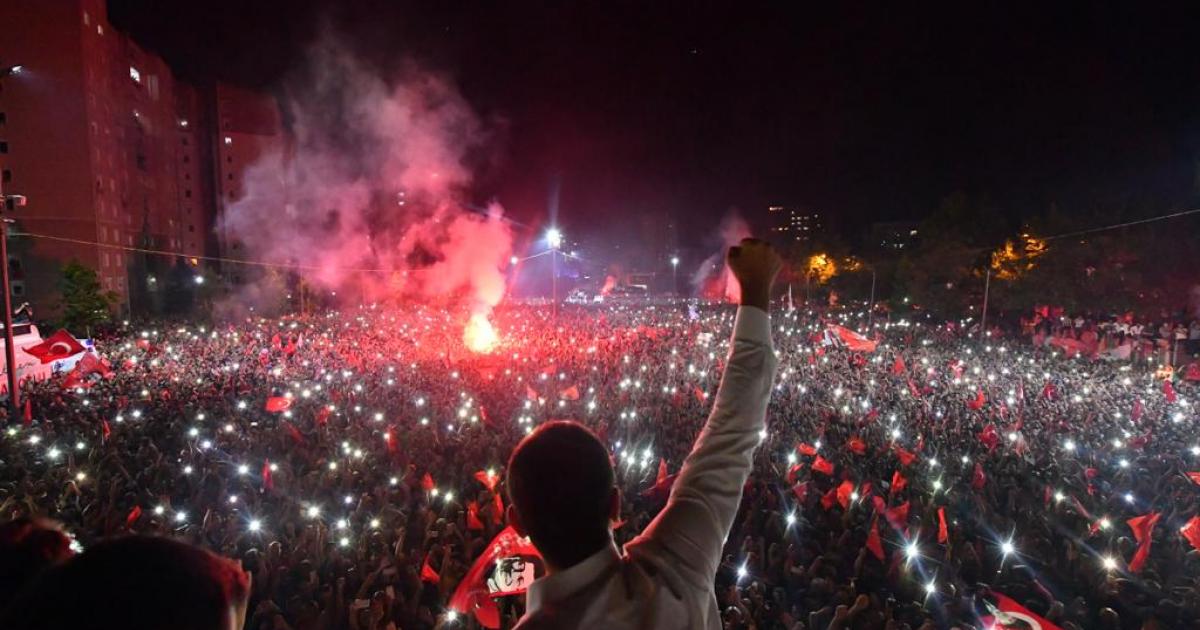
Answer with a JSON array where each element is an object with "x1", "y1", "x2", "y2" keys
[{"x1": 726, "y1": 238, "x2": 782, "y2": 310}]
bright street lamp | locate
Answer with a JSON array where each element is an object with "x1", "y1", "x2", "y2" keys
[{"x1": 546, "y1": 228, "x2": 563, "y2": 250}]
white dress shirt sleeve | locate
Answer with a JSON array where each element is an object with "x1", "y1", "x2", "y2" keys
[{"x1": 631, "y1": 305, "x2": 777, "y2": 588}]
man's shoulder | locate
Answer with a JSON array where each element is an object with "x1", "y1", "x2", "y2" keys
[{"x1": 513, "y1": 609, "x2": 563, "y2": 630}]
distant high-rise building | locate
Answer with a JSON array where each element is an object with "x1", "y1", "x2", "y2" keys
[
  {"x1": 767, "y1": 206, "x2": 823, "y2": 243},
  {"x1": 0, "y1": 0, "x2": 279, "y2": 317},
  {"x1": 210, "y1": 84, "x2": 284, "y2": 283}
]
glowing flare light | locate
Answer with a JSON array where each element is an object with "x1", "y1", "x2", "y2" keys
[{"x1": 463, "y1": 313, "x2": 499, "y2": 354}]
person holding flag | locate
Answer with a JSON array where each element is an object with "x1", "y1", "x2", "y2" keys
[{"x1": 503, "y1": 238, "x2": 780, "y2": 629}]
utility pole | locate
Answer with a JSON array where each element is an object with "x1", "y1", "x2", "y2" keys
[
  {"x1": 670, "y1": 256, "x2": 679, "y2": 295},
  {"x1": 0, "y1": 187, "x2": 21, "y2": 416},
  {"x1": 1, "y1": 65, "x2": 27, "y2": 417},
  {"x1": 980, "y1": 268, "x2": 992, "y2": 341},
  {"x1": 867, "y1": 268, "x2": 877, "y2": 330}
]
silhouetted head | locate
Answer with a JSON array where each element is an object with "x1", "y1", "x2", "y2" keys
[
  {"x1": 1, "y1": 535, "x2": 249, "y2": 630},
  {"x1": 0, "y1": 518, "x2": 74, "y2": 611},
  {"x1": 507, "y1": 421, "x2": 617, "y2": 570}
]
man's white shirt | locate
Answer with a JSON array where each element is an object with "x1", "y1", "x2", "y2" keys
[{"x1": 516, "y1": 306, "x2": 778, "y2": 629}]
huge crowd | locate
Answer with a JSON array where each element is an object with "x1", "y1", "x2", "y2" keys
[{"x1": 0, "y1": 300, "x2": 1198, "y2": 629}]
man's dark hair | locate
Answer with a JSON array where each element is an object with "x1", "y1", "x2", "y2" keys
[
  {"x1": 507, "y1": 421, "x2": 614, "y2": 568},
  {"x1": 0, "y1": 535, "x2": 249, "y2": 630},
  {"x1": 0, "y1": 518, "x2": 74, "y2": 612}
]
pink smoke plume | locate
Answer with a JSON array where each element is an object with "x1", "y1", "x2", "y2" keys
[
  {"x1": 218, "y1": 38, "x2": 512, "y2": 316},
  {"x1": 691, "y1": 211, "x2": 751, "y2": 302}
]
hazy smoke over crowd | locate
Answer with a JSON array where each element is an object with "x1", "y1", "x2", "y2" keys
[
  {"x1": 219, "y1": 37, "x2": 512, "y2": 318},
  {"x1": 692, "y1": 211, "x2": 751, "y2": 302}
]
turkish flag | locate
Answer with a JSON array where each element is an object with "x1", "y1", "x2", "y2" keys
[
  {"x1": 421, "y1": 472, "x2": 435, "y2": 492},
  {"x1": 836, "y1": 480, "x2": 855, "y2": 510},
  {"x1": 559, "y1": 385, "x2": 580, "y2": 401},
  {"x1": 979, "y1": 423, "x2": 1000, "y2": 451},
  {"x1": 884, "y1": 501, "x2": 910, "y2": 531},
  {"x1": 984, "y1": 592, "x2": 1063, "y2": 630},
  {"x1": 890, "y1": 470, "x2": 908, "y2": 495},
  {"x1": 894, "y1": 446, "x2": 916, "y2": 466},
  {"x1": 125, "y1": 505, "x2": 142, "y2": 529},
  {"x1": 892, "y1": 356, "x2": 906, "y2": 375},
  {"x1": 967, "y1": 390, "x2": 986, "y2": 411},
  {"x1": 1042, "y1": 381, "x2": 1057, "y2": 400},
  {"x1": 797, "y1": 442, "x2": 818, "y2": 456},
  {"x1": 1181, "y1": 515, "x2": 1200, "y2": 552},
  {"x1": 791, "y1": 481, "x2": 809, "y2": 502},
  {"x1": 1127, "y1": 512, "x2": 1160, "y2": 573},
  {"x1": 262, "y1": 459, "x2": 274, "y2": 491},
  {"x1": 1187, "y1": 472, "x2": 1200, "y2": 486},
  {"x1": 971, "y1": 462, "x2": 987, "y2": 490},
  {"x1": 466, "y1": 501, "x2": 485, "y2": 531},
  {"x1": 22, "y1": 330, "x2": 85, "y2": 364},
  {"x1": 937, "y1": 507, "x2": 949, "y2": 544},
  {"x1": 475, "y1": 469, "x2": 500, "y2": 492},
  {"x1": 264, "y1": 396, "x2": 292, "y2": 413},
  {"x1": 282, "y1": 422, "x2": 305, "y2": 444},
  {"x1": 525, "y1": 385, "x2": 539, "y2": 402},
  {"x1": 865, "y1": 516, "x2": 885, "y2": 560},
  {"x1": 820, "y1": 486, "x2": 837, "y2": 511},
  {"x1": 1186, "y1": 361, "x2": 1200, "y2": 382},
  {"x1": 1164, "y1": 379, "x2": 1177, "y2": 403},
  {"x1": 492, "y1": 492, "x2": 505, "y2": 526},
  {"x1": 847, "y1": 436, "x2": 867, "y2": 455},
  {"x1": 811, "y1": 456, "x2": 834, "y2": 476},
  {"x1": 448, "y1": 527, "x2": 541, "y2": 629},
  {"x1": 420, "y1": 555, "x2": 440, "y2": 584}
]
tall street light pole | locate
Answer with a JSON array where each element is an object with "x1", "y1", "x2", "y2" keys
[
  {"x1": 546, "y1": 228, "x2": 562, "y2": 318},
  {"x1": 866, "y1": 267, "x2": 877, "y2": 331},
  {"x1": 670, "y1": 256, "x2": 679, "y2": 295},
  {"x1": 0, "y1": 64, "x2": 25, "y2": 417},
  {"x1": 980, "y1": 268, "x2": 992, "y2": 342}
]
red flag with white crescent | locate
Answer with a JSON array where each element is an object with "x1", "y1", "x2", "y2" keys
[
  {"x1": 22, "y1": 330, "x2": 85, "y2": 364},
  {"x1": 983, "y1": 592, "x2": 1063, "y2": 630},
  {"x1": 448, "y1": 527, "x2": 542, "y2": 629}
]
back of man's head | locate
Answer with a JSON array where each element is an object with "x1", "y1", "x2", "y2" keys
[
  {"x1": 507, "y1": 421, "x2": 614, "y2": 568},
  {"x1": 0, "y1": 535, "x2": 249, "y2": 630}
]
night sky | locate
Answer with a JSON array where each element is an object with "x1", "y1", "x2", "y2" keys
[{"x1": 109, "y1": 1, "x2": 1200, "y2": 245}]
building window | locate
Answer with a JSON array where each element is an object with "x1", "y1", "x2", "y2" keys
[
  {"x1": 1, "y1": 169, "x2": 10, "y2": 183},
  {"x1": 188, "y1": 225, "x2": 195, "y2": 233},
  {"x1": 0, "y1": 141, "x2": 7, "y2": 154},
  {"x1": 183, "y1": 155, "x2": 189, "y2": 164},
  {"x1": 129, "y1": 66, "x2": 141, "y2": 83},
  {"x1": 185, "y1": 189, "x2": 191, "y2": 198},
  {"x1": 181, "y1": 137, "x2": 189, "y2": 146},
  {"x1": 0, "y1": 112, "x2": 6, "y2": 125}
]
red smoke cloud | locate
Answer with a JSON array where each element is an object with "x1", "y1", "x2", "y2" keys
[
  {"x1": 219, "y1": 38, "x2": 512, "y2": 316},
  {"x1": 692, "y1": 212, "x2": 751, "y2": 302}
]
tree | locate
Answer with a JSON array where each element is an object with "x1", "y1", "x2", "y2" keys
[
  {"x1": 59, "y1": 261, "x2": 117, "y2": 333},
  {"x1": 894, "y1": 193, "x2": 1003, "y2": 315}
]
